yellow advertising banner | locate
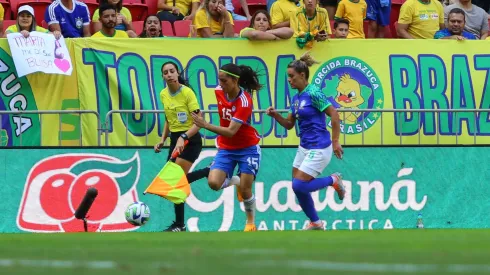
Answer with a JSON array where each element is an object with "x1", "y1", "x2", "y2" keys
[
  {"x1": 0, "y1": 39, "x2": 79, "y2": 147},
  {"x1": 74, "y1": 38, "x2": 490, "y2": 146},
  {"x1": 2, "y1": 38, "x2": 490, "y2": 147}
]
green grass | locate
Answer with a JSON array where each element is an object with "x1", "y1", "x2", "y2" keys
[{"x1": 1, "y1": 229, "x2": 490, "y2": 275}]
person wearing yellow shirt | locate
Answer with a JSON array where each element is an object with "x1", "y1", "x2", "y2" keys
[
  {"x1": 92, "y1": 4, "x2": 130, "y2": 38},
  {"x1": 157, "y1": 0, "x2": 200, "y2": 22},
  {"x1": 396, "y1": 0, "x2": 445, "y2": 39},
  {"x1": 335, "y1": 0, "x2": 367, "y2": 38},
  {"x1": 240, "y1": 10, "x2": 293, "y2": 40},
  {"x1": 154, "y1": 61, "x2": 211, "y2": 232},
  {"x1": 290, "y1": 0, "x2": 331, "y2": 47},
  {"x1": 270, "y1": 0, "x2": 301, "y2": 29},
  {"x1": 92, "y1": 0, "x2": 133, "y2": 33},
  {"x1": 192, "y1": 0, "x2": 235, "y2": 38},
  {"x1": 0, "y1": 3, "x2": 4, "y2": 37},
  {"x1": 3, "y1": 5, "x2": 62, "y2": 39}
]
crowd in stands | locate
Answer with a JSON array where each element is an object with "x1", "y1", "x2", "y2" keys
[{"x1": 0, "y1": 0, "x2": 488, "y2": 42}]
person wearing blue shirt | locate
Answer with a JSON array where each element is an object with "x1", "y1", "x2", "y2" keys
[
  {"x1": 266, "y1": 53, "x2": 346, "y2": 231},
  {"x1": 434, "y1": 7, "x2": 477, "y2": 40},
  {"x1": 45, "y1": 0, "x2": 91, "y2": 38}
]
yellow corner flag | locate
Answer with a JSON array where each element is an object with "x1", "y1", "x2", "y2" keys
[{"x1": 144, "y1": 142, "x2": 190, "y2": 204}]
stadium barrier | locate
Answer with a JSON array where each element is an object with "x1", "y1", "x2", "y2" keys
[
  {"x1": 3, "y1": 146, "x2": 489, "y2": 233},
  {"x1": 1, "y1": 38, "x2": 489, "y2": 146}
]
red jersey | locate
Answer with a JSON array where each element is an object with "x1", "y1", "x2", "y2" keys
[{"x1": 215, "y1": 86, "x2": 260, "y2": 150}]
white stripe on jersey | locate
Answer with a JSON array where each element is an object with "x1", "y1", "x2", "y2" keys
[{"x1": 239, "y1": 93, "x2": 248, "y2": 107}]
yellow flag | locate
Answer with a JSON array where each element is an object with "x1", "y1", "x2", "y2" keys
[{"x1": 144, "y1": 161, "x2": 190, "y2": 204}]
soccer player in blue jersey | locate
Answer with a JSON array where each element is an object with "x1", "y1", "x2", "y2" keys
[{"x1": 266, "y1": 53, "x2": 346, "y2": 231}]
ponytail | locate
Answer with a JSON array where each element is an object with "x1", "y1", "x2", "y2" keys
[
  {"x1": 220, "y1": 63, "x2": 262, "y2": 93},
  {"x1": 287, "y1": 51, "x2": 319, "y2": 80}
]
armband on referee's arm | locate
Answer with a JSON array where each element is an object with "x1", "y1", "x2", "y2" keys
[{"x1": 180, "y1": 133, "x2": 189, "y2": 141}]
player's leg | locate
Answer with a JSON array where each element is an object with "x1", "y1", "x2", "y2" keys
[
  {"x1": 292, "y1": 146, "x2": 345, "y2": 230},
  {"x1": 208, "y1": 149, "x2": 239, "y2": 191},
  {"x1": 236, "y1": 145, "x2": 261, "y2": 231},
  {"x1": 376, "y1": 1, "x2": 391, "y2": 38},
  {"x1": 365, "y1": 0, "x2": 378, "y2": 38}
]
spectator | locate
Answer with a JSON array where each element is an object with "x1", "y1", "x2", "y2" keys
[
  {"x1": 290, "y1": 0, "x2": 331, "y2": 48},
  {"x1": 226, "y1": 0, "x2": 252, "y2": 20},
  {"x1": 139, "y1": 15, "x2": 164, "y2": 37},
  {"x1": 192, "y1": 0, "x2": 235, "y2": 38},
  {"x1": 335, "y1": 0, "x2": 367, "y2": 38},
  {"x1": 270, "y1": 0, "x2": 300, "y2": 29},
  {"x1": 319, "y1": 0, "x2": 337, "y2": 20},
  {"x1": 92, "y1": 4, "x2": 130, "y2": 38},
  {"x1": 397, "y1": 0, "x2": 445, "y2": 39},
  {"x1": 45, "y1": 0, "x2": 91, "y2": 38},
  {"x1": 365, "y1": 0, "x2": 391, "y2": 38},
  {"x1": 93, "y1": 0, "x2": 133, "y2": 33},
  {"x1": 333, "y1": 18, "x2": 349, "y2": 38},
  {"x1": 444, "y1": 0, "x2": 488, "y2": 39},
  {"x1": 472, "y1": 0, "x2": 489, "y2": 13},
  {"x1": 240, "y1": 10, "x2": 293, "y2": 40},
  {"x1": 157, "y1": 0, "x2": 200, "y2": 22},
  {"x1": 436, "y1": 7, "x2": 476, "y2": 39},
  {"x1": 4, "y1": 5, "x2": 62, "y2": 39},
  {"x1": 0, "y1": 3, "x2": 4, "y2": 37}
]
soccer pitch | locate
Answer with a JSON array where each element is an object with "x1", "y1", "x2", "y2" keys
[{"x1": 1, "y1": 229, "x2": 490, "y2": 275}]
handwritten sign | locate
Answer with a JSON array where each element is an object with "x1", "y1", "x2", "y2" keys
[{"x1": 7, "y1": 31, "x2": 72, "y2": 77}]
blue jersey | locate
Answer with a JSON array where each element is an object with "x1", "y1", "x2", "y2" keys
[
  {"x1": 290, "y1": 84, "x2": 332, "y2": 149},
  {"x1": 45, "y1": 0, "x2": 90, "y2": 38}
]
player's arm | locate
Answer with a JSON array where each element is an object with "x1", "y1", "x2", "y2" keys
[
  {"x1": 199, "y1": 119, "x2": 241, "y2": 138},
  {"x1": 273, "y1": 112, "x2": 296, "y2": 130},
  {"x1": 325, "y1": 106, "x2": 340, "y2": 143}
]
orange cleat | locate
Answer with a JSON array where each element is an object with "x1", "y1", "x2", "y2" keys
[{"x1": 244, "y1": 224, "x2": 257, "y2": 232}]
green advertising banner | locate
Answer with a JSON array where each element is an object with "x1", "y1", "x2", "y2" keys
[{"x1": 1, "y1": 147, "x2": 488, "y2": 233}]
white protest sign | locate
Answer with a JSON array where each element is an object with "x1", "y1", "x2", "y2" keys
[{"x1": 7, "y1": 31, "x2": 73, "y2": 77}]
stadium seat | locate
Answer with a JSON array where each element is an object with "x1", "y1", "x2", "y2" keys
[
  {"x1": 132, "y1": 20, "x2": 143, "y2": 35},
  {"x1": 145, "y1": 0, "x2": 158, "y2": 16},
  {"x1": 3, "y1": 20, "x2": 16, "y2": 30},
  {"x1": 161, "y1": 20, "x2": 174, "y2": 36},
  {"x1": 0, "y1": 0, "x2": 12, "y2": 20},
  {"x1": 16, "y1": 0, "x2": 52, "y2": 26},
  {"x1": 173, "y1": 19, "x2": 191, "y2": 37},
  {"x1": 246, "y1": 0, "x2": 267, "y2": 15},
  {"x1": 78, "y1": 0, "x2": 99, "y2": 20},
  {"x1": 233, "y1": 20, "x2": 249, "y2": 34},
  {"x1": 488, "y1": 19, "x2": 490, "y2": 35},
  {"x1": 124, "y1": 1, "x2": 148, "y2": 21}
]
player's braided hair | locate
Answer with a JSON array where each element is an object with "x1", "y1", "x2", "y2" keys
[
  {"x1": 220, "y1": 63, "x2": 263, "y2": 93},
  {"x1": 287, "y1": 52, "x2": 319, "y2": 80}
]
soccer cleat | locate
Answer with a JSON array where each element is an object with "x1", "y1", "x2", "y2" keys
[
  {"x1": 304, "y1": 221, "x2": 325, "y2": 231},
  {"x1": 332, "y1": 172, "x2": 345, "y2": 201},
  {"x1": 163, "y1": 222, "x2": 186, "y2": 232},
  {"x1": 230, "y1": 175, "x2": 243, "y2": 202},
  {"x1": 244, "y1": 224, "x2": 257, "y2": 232}
]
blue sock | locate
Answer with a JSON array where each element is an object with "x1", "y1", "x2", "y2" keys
[
  {"x1": 301, "y1": 176, "x2": 334, "y2": 193},
  {"x1": 292, "y1": 178, "x2": 319, "y2": 222}
]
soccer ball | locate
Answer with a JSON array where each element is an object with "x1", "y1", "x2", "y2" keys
[{"x1": 125, "y1": 202, "x2": 150, "y2": 226}]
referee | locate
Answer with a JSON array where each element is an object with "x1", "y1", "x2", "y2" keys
[{"x1": 154, "y1": 61, "x2": 209, "y2": 232}]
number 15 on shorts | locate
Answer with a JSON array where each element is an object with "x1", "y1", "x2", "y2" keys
[{"x1": 247, "y1": 157, "x2": 259, "y2": 172}]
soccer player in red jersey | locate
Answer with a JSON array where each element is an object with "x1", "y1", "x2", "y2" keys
[{"x1": 192, "y1": 63, "x2": 262, "y2": 232}]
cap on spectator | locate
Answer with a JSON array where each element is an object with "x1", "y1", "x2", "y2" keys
[{"x1": 18, "y1": 5, "x2": 35, "y2": 16}]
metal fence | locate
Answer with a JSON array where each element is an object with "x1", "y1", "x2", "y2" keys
[
  {"x1": 0, "y1": 109, "x2": 487, "y2": 147},
  {"x1": 0, "y1": 110, "x2": 101, "y2": 146},
  {"x1": 103, "y1": 109, "x2": 490, "y2": 146}
]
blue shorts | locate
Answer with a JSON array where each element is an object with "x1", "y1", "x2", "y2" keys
[
  {"x1": 365, "y1": 0, "x2": 391, "y2": 27},
  {"x1": 210, "y1": 145, "x2": 261, "y2": 179}
]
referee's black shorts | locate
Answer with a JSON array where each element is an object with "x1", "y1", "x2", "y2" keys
[{"x1": 166, "y1": 131, "x2": 202, "y2": 163}]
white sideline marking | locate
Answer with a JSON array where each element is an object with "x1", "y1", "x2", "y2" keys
[
  {"x1": 0, "y1": 259, "x2": 116, "y2": 269},
  {"x1": 254, "y1": 260, "x2": 490, "y2": 273}
]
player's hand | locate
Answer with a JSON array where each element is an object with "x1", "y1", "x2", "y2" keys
[
  {"x1": 333, "y1": 140, "x2": 343, "y2": 160},
  {"x1": 191, "y1": 111, "x2": 207, "y2": 128},
  {"x1": 173, "y1": 137, "x2": 185, "y2": 155},
  {"x1": 154, "y1": 142, "x2": 164, "y2": 153},
  {"x1": 265, "y1": 106, "x2": 278, "y2": 118}
]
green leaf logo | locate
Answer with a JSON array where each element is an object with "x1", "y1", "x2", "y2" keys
[{"x1": 69, "y1": 152, "x2": 140, "y2": 195}]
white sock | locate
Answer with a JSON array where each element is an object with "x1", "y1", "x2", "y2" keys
[
  {"x1": 220, "y1": 176, "x2": 240, "y2": 189},
  {"x1": 244, "y1": 194, "x2": 256, "y2": 222}
]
